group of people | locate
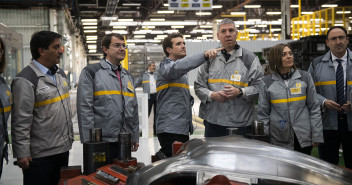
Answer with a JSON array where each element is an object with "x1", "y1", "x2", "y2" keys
[{"x1": 0, "y1": 18, "x2": 350, "y2": 185}]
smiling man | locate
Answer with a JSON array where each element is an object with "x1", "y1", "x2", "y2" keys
[
  {"x1": 308, "y1": 26, "x2": 352, "y2": 168},
  {"x1": 11, "y1": 31, "x2": 74, "y2": 185},
  {"x1": 155, "y1": 33, "x2": 221, "y2": 158},
  {"x1": 77, "y1": 33, "x2": 139, "y2": 163},
  {"x1": 195, "y1": 18, "x2": 264, "y2": 137}
]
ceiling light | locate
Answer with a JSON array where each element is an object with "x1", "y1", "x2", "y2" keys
[
  {"x1": 290, "y1": 5, "x2": 299, "y2": 8},
  {"x1": 244, "y1": 5, "x2": 261, "y2": 8},
  {"x1": 84, "y1": 30, "x2": 97, "y2": 33},
  {"x1": 118, "y1": 19, "x2": 134, "y2": 22},
  {"x1": 83, "y1": 22, "x2": 97, "y2": 25},
  {"x1": 231, "y1": 12, "x2": 246, "y2": 15},
  {"x1": 134, "y1": 35, "x2": 146, "y2": 38},
  {"x1": 196, "y1": 12, "x2": 211, "y2": 15},
  {"x1": 126, "y1": 39, "x2": 161, "y2": 43},
  {"x1": 336, "y1": 11, "x2": 351, "y2": 14},
  {"x1": 82, "y1": 19, "x2": 97, "y2": 22},
  {"x1": 322, "y1": 4, "x2": 338, "y2": 7},
  {"x1": 88, "y1": 50, "x2": 96, "y2": 53},
  {"x1": 88, "y1": 45, "x2": 97, "y2": 49},
  {"x1": 113, "y1": 26, "x2": 127, "y2": 29},
  {"x1": 248, "y1": 19, "x2": 261, "y2": 22},
  {"x1": 301, "y1": 12, "x2": 314, "y2": 15},
  {"x1": 122, "y1": 3, "x2": 141, "y2": 6},
  {"x1": 154, "y1": 37, "x2": 164, "y2": 40},
  {"x1": 271, "y1": 28, "x2": 281, "y2": 31},
  {"x1": 134, "y1": 30, "x2": 152, "y2": 34},
  {"x1": 100, "y1": 16, "x2": 118, "y2": 21},
  {"x1": 257, "y1": 25, "x2": 267, "y2": 27},
  {"x1": 86, "y1": 41, "x2": 96, "y2": 43},
  {"x1": 165, "y1": 30, "x2": 179, "y2": 33},
  {"x1": 266, "y1": 12, "x2": 281, "y2": 15},
  {"x1": 184, "y1": 35, "x2": 191, "y2": 38},
  {"x1": 142, "y1": 26, "x2": 155, "y2": 29},
  {"x1": 203, "y1": 35, "x2": 213, "y2": 37},
  {"x1": 171, "y1": 25, "x2": 184, "y2": 28},
  {"x1": 200, "y1": 25, "x2": 213, "y2": 28},
  {"x1": 110, "y1": 20, "x2": 201, "y2": 26},
  {"x1": 334, "y1": 24, "x2": 344, "y2": 26},
  {"x1": 112, "y1": 30, "x2": 128, "y2": 34},
  {"x1": 150, "y1": 18, "x2": 165, "y2": 21},
  {"x1": 84, "y1": 26, "x2": 97, "y2": 29},
  {"x1": 164, "y1": 3, "x2": 169, "y2": 7},
  {"x1": 86, "y1": 37, "x2": 97, "y2": 41},
  {"x1": 212, "y1": 5, "x2": 223, "y2": 9},
  {"x1": 157, "y1": 10, "x2": 174, "y2": 14}
]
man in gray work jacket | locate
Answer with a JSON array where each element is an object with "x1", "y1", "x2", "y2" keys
[
  {"x1": 195, "y1": 18, "x2": 264, "y2": 137},
  {"x1": 155, "y1": 33, "x2": 222, "y2": 158},
  {"x1": 134, "y1": 62, "x2": 157, "y2": 134},
  {"x1": 11, "y1": 31, "x2": 74, "y2": 185},
  {"x1": 308, "y1": 26, "x2": 352, "y2": 168},
  {"x1": 77, "y1": 33, "x2": 139, "y2": 163}
]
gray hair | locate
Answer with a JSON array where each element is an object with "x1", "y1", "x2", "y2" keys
[
  {"x1": 217, "y1": 18, "x2": 236, "y2": 31},
  {"x1": 147, "y1": 61, "x2": 155, "y2": 67}
]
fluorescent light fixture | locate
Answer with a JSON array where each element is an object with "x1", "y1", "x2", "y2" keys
[
  {"x1": 134, "y1": 35, "x2": 146, "y2": 38},
  {"x1": 142, "y1": 26, "x2": 155, "y2": 29},
  {"x1": 100, "y1": 16, "x2": 118, "y2": 21},
  {"x1": 122, "y1": 3, "x2": 141, "y2": 6},
  {"x1": 200, "y1": 25, "x2": 213, "y2": 28},
  {"x1": 112, "y1": 30, "x2": 128, "y2": 34},
  {"x1": 257, "y1": 25, "x2": 267, "y2": 27},
  {"x1": 301, "y1": 12, "x2": 314, "y2": 15},
  {"x1": 334, "y1": 24, "x2": 344, "y2": 26},
  {"x1": 266, "y1": 12, "x2": 281, "y2": 15},
  {"x1": 164, "y1": 3, "x2": 169, "y2": 7},
  {"x1": 183, "y1": 35, "x2": 191, "y2": 38},
  {"x1": 151, "y1": 30, "x2": 164, "y2": 34},
  {"x1": 231, "y1": 12, "x2": 246, "y2": 15},
  {"x1": 322, "y1": 4, "x2": 338, "y2": 7},
  {"x1": 349, "y1": 17, "x2": 352, "y2": 19},
  {"x1": 248, "y1": 19, "x2": 261, "y2": 22},
  {"x1": 196, "y1": 12, "x2": 212, "y2": 15},
  {"x1": 86, "y1": 36, "x2": 97, "y2": 40},
  {"x1": 83, "y1": 22, "x2": 97, "y2": 25},
  {"x1": 110, "y1": 20, "x2": 201, "y2": 26},
  {"x1": 271, "y1": 28, "x2": 281, "y2": 31},
  {"x1": 118, "y1": 19, "x2": 134, "y2": 22},
  {"x1": 212, "y1": 5, "x2": 223, "y2": 9},
  {"x1": 86, "y1": 41, "x2": 96, "y2": 43},
  {"x1": 171, "y1": 25, "x2": 184, "y2": 28},
  {"x1": 113, "y1": 26, "x2": 127, "y2": 29},
  {"x1": 203, "y1": 34, "x2": 213, "y2": 37},
  {"x1": 126, "y1": 39, "x2": 161, "y2": 43},
  {"x1": 157, "y1": 10, "x2": 174, "y2": 14},
  {"x1": 193, "y1": 29, "x2": 205, "y2": 32},
  {"x1": 89, "y1": 50, "x2": 96, "y2": 53},
  {"x1": 88, "y1": 45, "x2": 97, "y2": 49},
  {"x1": 86, "y1": 36, "x2": 97, "y2": 38},
  {"x1": 244, "y1": 5, "x2": 261, "y2": 8},
  {"x1": 150, "y1": 18, "x2": 165, "y2": 21},
  {"x1": 84, "y1": 30, "x2": 97, "y2": 33},
  {"x1": 336, "y1": 11, "x2": 351, "y2": 14},
  {"x1": 154, "y1": 37, "x2": 164, "y2": 40},
  {"x1": 197, "y1": 37, "x2": 205, "y2": 39},
  {"x1": 165, "y1": 30, "x2": 179, "y2": 33},
  {"x1": 290, "y1": 5, "x2": 299, "y2": 8},
  {"x1": 84, "y1": 26, "x2": 97, "y2": 29},
  {"x1": 82, "y1": 19, "x2": 97, "y2": 22}
]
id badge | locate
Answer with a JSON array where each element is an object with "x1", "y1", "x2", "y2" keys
[
  {"x1": 290, "y1": 87, "x2": 301, "y2": 94},
  {"x1": 127, "y1": 81, "x2": 134, "y2": 92},
  {"x1": 231, "y1": 71, "x2": 241, "y2": 81}
]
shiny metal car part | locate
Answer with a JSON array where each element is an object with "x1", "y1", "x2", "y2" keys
[{"x1": 126, "y1": 135, "x2": 352, "y2": 185}]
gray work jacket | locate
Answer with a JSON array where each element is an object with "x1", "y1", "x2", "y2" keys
[
  {"x1": 77, "y1": 59, "x2": 139, "y2": 143},
  {"x1": 195, "y1": 47, "x2": 263, "y2": 127},
  {"x1": 134, "y1": 71, "x2": 157, "y2": 97},
  {"x1": 308, "y1": 48, "x2": 352, "y2": 131},
  {"x1": 156, "y1": 53, "x2": 208, "y2": 135},
  {"x1": 0, "y1": 76, "x2": 11, "y2": 162},
  {"x1": 258, "y1": 70, "x2": 323, "y2": 149},
  {"x1": 11, "y1": 62, "x2": 73, "y2": 158}
]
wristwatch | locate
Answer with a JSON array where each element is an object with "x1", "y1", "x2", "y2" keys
[{"x1": 237, "y1": 88, "x2": 243, "y2": 98}]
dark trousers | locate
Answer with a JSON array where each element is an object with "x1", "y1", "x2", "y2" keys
[
  {"x1": 294, "y1": 133, "x2": 312, "y2": 155},
  {"x1": 318, "y1": 114, "x2": 352, "y2": 169},
  {"x1": 204, "y1": 120, "x2": 252, "y2": 137},
  {"x1": 109, "y1": 142, "x2": 119, "y2": 163},
  {"x1": 23, "y1": 151, "x2": 69, "y2": 185},
  {"x1": 148, "y1": 94, "x2": 157, "y2": 134},
  {"x1": 157, "y1": 133, "x2": 189, "y2": 157}
]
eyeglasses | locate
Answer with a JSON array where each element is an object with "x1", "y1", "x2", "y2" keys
[
  {"x1": 110, "y1": 43, "x2": 128, "y2": 49},
  {"x1": 328, "y1": 35, "x2": 347, "y2": 41},
  {"x1": 0, "y1": 49, "x2": 3, "y2": 56}
]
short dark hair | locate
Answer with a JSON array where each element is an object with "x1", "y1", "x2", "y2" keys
[
  {"x1": 0, "y1": 37, "x2": 6, "y2": 73},
  {"x1": 162, "y1": 33, "x2": 183, "y2": 57},
  {"x1": 268, "y1": 43, "x2": 296, "y2": 74},
  {"x1": 326, "y1": 26, "x2": 347, "y2": 40},
  {"x1": 101, "y1": 33, "x2": 124, "y2": 57},
  {"x1": 30, "y1": 31, "x2": 62, "y2": 60}
]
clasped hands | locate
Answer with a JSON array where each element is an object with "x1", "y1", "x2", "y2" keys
[
  {"x1": 324, "y1": 100, "x2": 351, "y2": 112},
  {"x1": 211, "y1": 85, "x2": 242, "y2": 103}
]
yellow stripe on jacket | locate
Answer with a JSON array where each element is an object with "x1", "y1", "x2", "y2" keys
[
  {"x1": 271, "y1": 96, "x2": 306, "y2": 104},
  {"x1": 0, "y1": 106, "x2": 11, "y2": 113},
  {"x1": 34, "y1": 93, "x2": 70, "y2": 107},
  {"x1": 156, "y1": 83, "x2": 190, "y2": 92},
  {"x1": 94, "y1": 90, "x2": 135, "y2": 97},
  {"x1": 208, "y1": 79, "x2": 248, "y2": 87}
]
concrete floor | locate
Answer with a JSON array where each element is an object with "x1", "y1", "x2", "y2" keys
[{"x1": 0, "y1": 87, "x2": 205, "y2": 184}]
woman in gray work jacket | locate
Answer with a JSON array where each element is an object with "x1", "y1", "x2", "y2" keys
[
  {"x1": 257, "y1": 44, "x2": 323, "y2": 155},
  {"x1": 0, "y1": 38, "x2": 11, "y2": 179}
]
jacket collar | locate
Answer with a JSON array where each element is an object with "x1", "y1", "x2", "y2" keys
[
  {"x1": 100, "y1": 58, "x2": 126, "y2": 75},
  {"x1": 218, "y1": 47, "x2": 243, "y2": 63},
  {"x1": 321, "y1": 48, "x2": 352, "y2": 67}
]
